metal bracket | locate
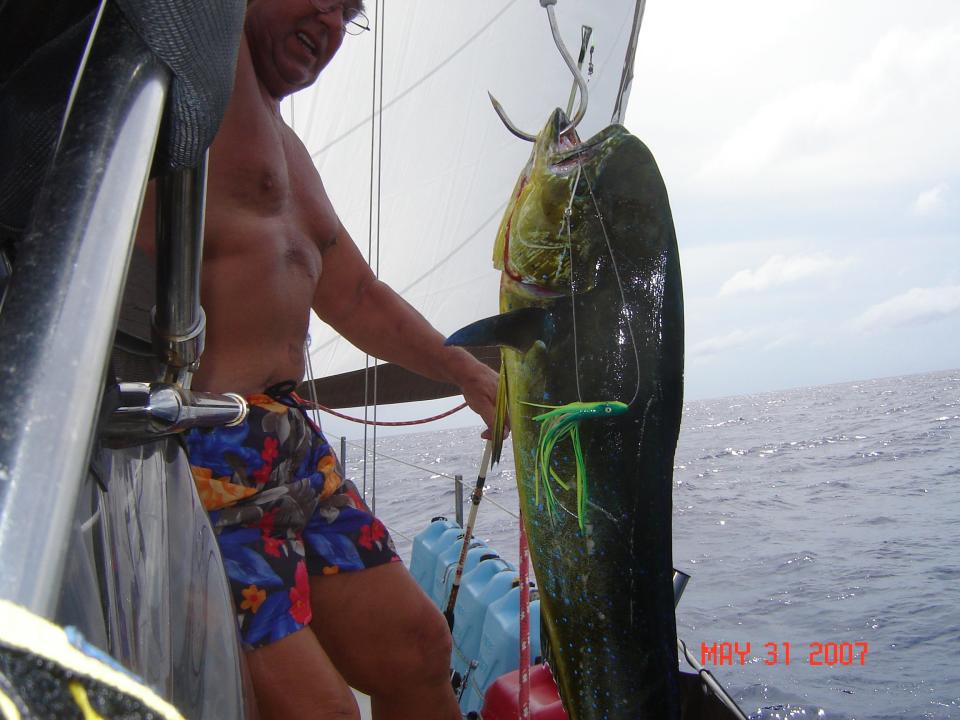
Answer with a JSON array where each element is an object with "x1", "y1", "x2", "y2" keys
[
  {"x1": 103, "y1": 382, "x2": 248, "y2": 440},
  {"x1": 151, "y1": 305, "x2": 206, "y2": 384}
]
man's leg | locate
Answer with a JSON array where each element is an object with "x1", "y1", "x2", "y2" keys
[
  {"x1": 245, "y1": 626, "x2": 360, "y2": 720},
  {"x1": 308, "y1": 563, "x2": 460, "y2": 720}
]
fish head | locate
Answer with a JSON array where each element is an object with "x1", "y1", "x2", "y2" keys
[{"x1": 494, "y1": 108, "x2": 596, "y2": 298}]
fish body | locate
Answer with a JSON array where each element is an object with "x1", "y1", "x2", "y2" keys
[{"x1": 448, "y1": 110, "x2": 683, "y2": 718}]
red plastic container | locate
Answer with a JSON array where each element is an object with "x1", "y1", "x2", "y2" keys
[{"x1": 481, "y1": 663, "x2": 569, "y2": 719}]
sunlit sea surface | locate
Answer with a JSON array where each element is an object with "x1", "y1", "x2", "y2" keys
[{"x1": 338, "y1": 369, "x2": 960, "y2": 719}]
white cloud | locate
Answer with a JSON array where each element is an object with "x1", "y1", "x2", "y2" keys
[
  {"x1": 719, "y1": 254, "x2": 851, "y2": 297},
  {"x1": 911, "y1": 183, "x2": 950, "y2": 216},
  {"x1": 762, "y1": 332, "x2": 802, "y2": 352},
  {"x1": 855, "y1": 286, "x2": 960, "y2": 331},
  {"x1": 696, "y1": 24, "x2": 960, "y2": 193},
  {"x1": 690, "y1": 329, "x2": 760, "y2": 358}
]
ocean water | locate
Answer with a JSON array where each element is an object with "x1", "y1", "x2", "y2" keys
[{"x1": 340, "y1": 369, "x2": 960, "y2": 719}]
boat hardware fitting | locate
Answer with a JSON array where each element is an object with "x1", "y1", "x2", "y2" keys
[
  {"x1": 103, "y1": 382, "x2": 248, "y2": 440},
  {"x1": 489, "y1": 0, "x2": 589, "y2": 141}
]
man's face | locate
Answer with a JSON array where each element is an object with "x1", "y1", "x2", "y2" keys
[{"x1": 246, "y1": 0, "x2": 360, "y2": 98}]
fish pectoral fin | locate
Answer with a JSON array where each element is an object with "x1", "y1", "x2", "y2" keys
[{"x1": 444, "y1": 307, "x2": 551, "y2": 353}]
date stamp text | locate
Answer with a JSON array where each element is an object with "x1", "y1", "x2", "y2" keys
[{"x1": 700, "y1": 641, "x2": 869, "y2": 666}]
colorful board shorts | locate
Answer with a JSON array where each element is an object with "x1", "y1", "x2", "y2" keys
[{"x1": 185, "y1": 382, "x2": 399, "y2": 649}]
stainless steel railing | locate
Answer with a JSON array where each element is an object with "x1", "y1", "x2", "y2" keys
[
  {"x1": 0, "y1": 2, "x2": 170, "y2": 616},
  {"x1": 0, "y1": 0, "x2": 246, "y2": 616},
  {"x1": 0, "y1": 3, "x2": 254, "y2": 716},
  {"x1": 153, "y1": 161, "x2": 208, "y2": 388}
]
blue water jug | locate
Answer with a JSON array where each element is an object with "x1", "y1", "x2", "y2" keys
[
  {"x1": 461, "y1": 586, "x2": 541, "y2": 714},
  {"x1": 450, "y1": 557, "x2": 514, "y2": 676},
  {"x1": 432, "y1": 537, "x2": 485, "y2": 608},
  {"x1": 442, "y1": 544, "x2": 498, "y2": 611},
  {"x1": 409, "y1": 519, "x2": 459, "y2": 599}
]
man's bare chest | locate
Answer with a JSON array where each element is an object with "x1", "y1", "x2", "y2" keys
[
  {"x1": 210, "y1": 114, "x2": 293, "y2": 212},
  {"x1": 207, "y1": 122, "x2": 338, "y2": 250}
]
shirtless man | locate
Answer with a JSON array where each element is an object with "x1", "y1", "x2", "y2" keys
[{"x1": 136, "y1": 1, "x2": 497, "y2": 718}]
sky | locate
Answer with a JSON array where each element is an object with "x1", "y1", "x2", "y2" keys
[
  {"x1": 303, "y1": 0, "x2": 960, "y2": 438},
  {"x1": 627, "y1": 0, "x2": 960, "y2": 401}
]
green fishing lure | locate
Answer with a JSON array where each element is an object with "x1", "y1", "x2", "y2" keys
[{"x1": 526, "y1": 400, "x2": 629, "y2": 531}]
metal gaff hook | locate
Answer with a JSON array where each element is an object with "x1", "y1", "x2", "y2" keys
[{"x1": 489, "y1": 0, "x2": 590, "y2": 142}]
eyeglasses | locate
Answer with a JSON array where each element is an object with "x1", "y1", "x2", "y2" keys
[{"x1": 308, "y1": 2, "x2": 371, "y2": 35}]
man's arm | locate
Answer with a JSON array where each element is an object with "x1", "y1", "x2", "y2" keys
[{"x1": 313, "y1": 225, "x2": 499, "y2": 431}]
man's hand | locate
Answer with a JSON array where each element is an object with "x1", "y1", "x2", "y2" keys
[{"x1": 456, "y1": 361, "x2": 506, "y2": 441}]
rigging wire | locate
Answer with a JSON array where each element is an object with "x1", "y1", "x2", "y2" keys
[
  {"x1": 362, "y1": 0, "x2": 385, "y2": 507},
  {"x1": 310, "y1": 0, "x2": 518, "y2": 159},
  {"x1": 309, "y1": 201, "x2": 507, "y2": 356},
  {"x1": 610, "y1": 0, "x2": 647, "y2": 125},
  {"x1": 383, "y1": 523, "x2": 413, "y2": 544},
  {"x1": 371, "y1": 0, "x2": 388, "y2": 517},
  {"x1": 341, "y1": 439, "x2": 522, "y2": 521}
]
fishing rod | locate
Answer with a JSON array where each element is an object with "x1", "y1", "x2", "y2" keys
[{"x1": 444, "y1": 439, "x2": 494, "y2": 630}]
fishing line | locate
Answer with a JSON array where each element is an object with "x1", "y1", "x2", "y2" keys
[
  {"x1": 564, "y1": 162, "x2": 584, "y2": 403},
  {"x1": 527, "y1": 154, "x2": 642, "y2": 532},
  {"x1": 578, "y1": 155, "x2": 643, "y2": 408}
]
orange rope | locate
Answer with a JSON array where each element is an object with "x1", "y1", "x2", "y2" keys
[{"x1": 297, "y1": 397, "x2": 469, "y2": 427}]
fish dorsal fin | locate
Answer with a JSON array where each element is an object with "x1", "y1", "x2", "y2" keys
[{"x1": 445, "y1": 307, "x2": 552, "y2": 353}]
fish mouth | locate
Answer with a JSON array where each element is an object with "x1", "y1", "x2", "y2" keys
[
  {"x1": 495, "y1": 108, "x2": 588, "y2": 295},
  {"x1": 542, "y1": 108, "x2": 578, "y2": 150}
]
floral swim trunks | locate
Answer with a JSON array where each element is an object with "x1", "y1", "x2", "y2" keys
[{"x1": 185, "y1": 382, "x2": 399, "y2": 649}]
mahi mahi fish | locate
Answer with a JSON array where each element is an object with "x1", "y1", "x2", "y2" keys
[{"x1": 447, "y1": 109, "x2": 684, "y2": 718}]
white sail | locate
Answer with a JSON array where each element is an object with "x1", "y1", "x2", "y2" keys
[{"x1": 288, "y1": 0, "x2": 645, "y2": 400}]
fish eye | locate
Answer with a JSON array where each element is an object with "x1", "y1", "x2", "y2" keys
[{"x1": 604, "y1": 406, "x2": 612, "y2": 413}]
